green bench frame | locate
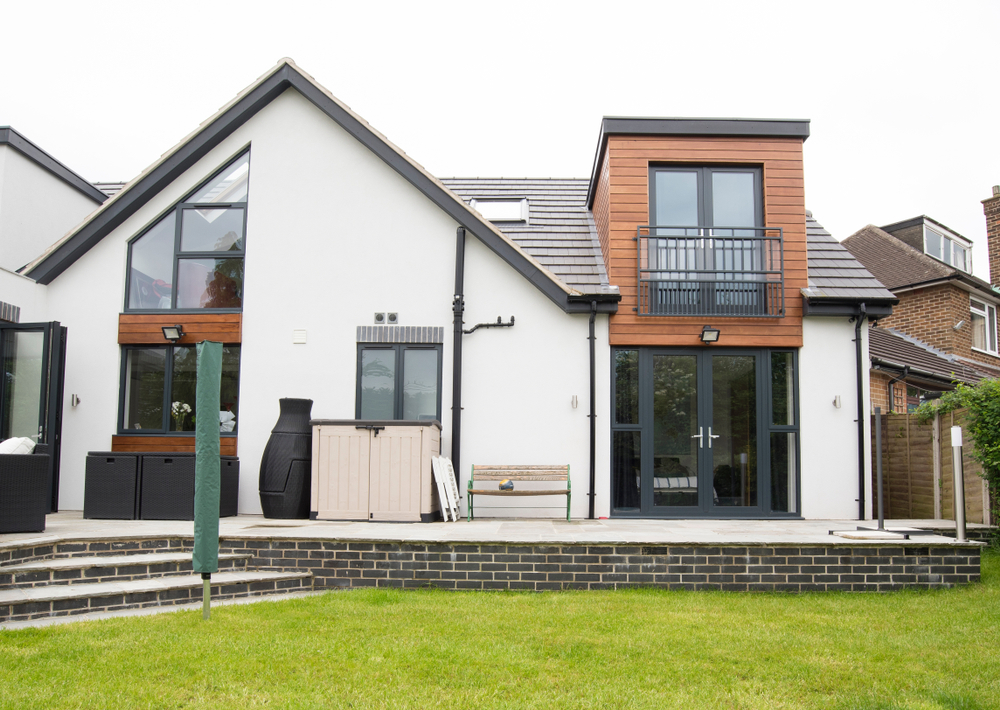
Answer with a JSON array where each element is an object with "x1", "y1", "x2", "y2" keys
[{"x1": 467, "y1": 465, "x2": 571, "y2": 521}]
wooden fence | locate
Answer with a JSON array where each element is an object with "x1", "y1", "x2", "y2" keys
[{"x1": 872, "y1": 409, "x2": 992, "y2": 524}]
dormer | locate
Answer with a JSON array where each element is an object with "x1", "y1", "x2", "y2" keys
[{"x1": 881, "y1": 216, "x2": 972, "y2": 274}]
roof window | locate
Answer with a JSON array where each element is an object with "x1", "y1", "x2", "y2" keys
[{"x1": 471, "y1": 198, "x2": 528, "y2": 223}]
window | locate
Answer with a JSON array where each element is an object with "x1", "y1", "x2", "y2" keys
[
  {"x1": 650, "y1": 166, "x2": 761, "y2": 236},
  {"x1": 924, "y1": 225, "x2": 971, "y2": 273},
  {"x1": 470, "y1": 198, "x2": 528, "y2": 223},
  {"x1": 971, "y1": 298, "x2": 998, "y2": 355},
  {"x1": 356, "y1": 344, "x2": 442, "y2": 421},
  {"x1": 126, "y1": 152, "x2": 249, "y2": 311},
  {"x1": 120, "y1": 345, "x2": 241, "y2": 433}
]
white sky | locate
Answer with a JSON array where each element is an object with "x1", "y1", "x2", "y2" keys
[{"x1": 2, "y1": 1, "x2": 998, "y2": 279}]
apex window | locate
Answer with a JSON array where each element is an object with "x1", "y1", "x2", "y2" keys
[{"x1": 126, "y1": 152, "x2": 249, "y2": 311}]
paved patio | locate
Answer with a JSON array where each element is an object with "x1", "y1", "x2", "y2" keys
[{"x1": 1, "y1": 511, "x2": 988, "y2": 549}]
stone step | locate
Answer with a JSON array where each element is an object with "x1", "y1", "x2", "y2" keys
[
  {"x1": 0, "y1": 553, "x2": 252, "y2": 590},
  {"x1": 0, "y1": 570, "x2": 313, "y2": 623}
]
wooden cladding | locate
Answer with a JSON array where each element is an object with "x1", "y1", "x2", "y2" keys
[
  {"x1": 112, "y1": 435, "x2": 238, "y2": 456},
  {"x1": 595, "y1": 135, "x2": 807, "y2": 348},
  {"x1": 118, "y1": 313, "x2": 242, "y2": 345}
]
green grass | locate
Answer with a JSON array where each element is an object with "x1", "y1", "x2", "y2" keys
[{"x1": 2, "y1": 550, "x2": 999, "y2": 709}]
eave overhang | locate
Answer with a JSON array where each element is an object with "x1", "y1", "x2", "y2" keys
[{"x1": 0, "y1": 127, "x2": 107, "y2": 204}]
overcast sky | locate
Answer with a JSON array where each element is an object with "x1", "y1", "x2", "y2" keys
[{"x1": 3, "y1": 1, "x2": 997, "y2": 279}]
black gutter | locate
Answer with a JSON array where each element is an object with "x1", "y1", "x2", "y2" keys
[
  {"x1": 0, "y1": 127, "x2": 107, "y2": 204},
  {"x1": 452, "y1": 227, "x2": 466, "y2": 489},
  {"x1": 854, "y1": 303, "x2": 867, "y2": 520},
  {"x1": 588, "y1": 301, "x2": 597, "y2": 519}
]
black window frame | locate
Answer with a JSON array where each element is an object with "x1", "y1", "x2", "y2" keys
[
  {"x1": 124, "y1": 149, "x2": 250, "y2": 314},
  {"x1": 355, "y1": 343, "x2": 443, "y2": 421},
  {"x1": 117, "y1": 343, "x2": 241, "y2": 436},
  {"x1": 648, "y1": 165, "x2": 763, "y2": 231}
]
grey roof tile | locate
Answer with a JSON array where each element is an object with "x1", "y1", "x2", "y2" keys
[
  {"x1": 441, "y1": 177, "x2": 610, "y2": 293},
  {"x1": 803, "y1": 212, "x2": 896, "y2": 302},
  {"x1": 868, "y1": 327, "x2": 992, "y2": 384}
]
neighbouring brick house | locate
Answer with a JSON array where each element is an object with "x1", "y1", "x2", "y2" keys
[{"x1": 843, "y1": 206, "x2": 1000, "y2": 412}]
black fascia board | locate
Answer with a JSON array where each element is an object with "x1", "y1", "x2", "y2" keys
[
  {"x1": 0, "y1": 126, "x2": 107, "y2": 204},
  {"x1": 893, "y1": 271, "x2": 998, "y2": 299},
  {"x1": 801, "y1": 299, "x2": 895, "y2": 318},
  {"x1": 881, "y1": 215, "x2": 971, "y2": 244},
  {"x1": 26, "y1": 64, "x2": 590, "y2": 315},
  {"x1": 585, "y1": 117, "x2": 811, "y2": 208}
]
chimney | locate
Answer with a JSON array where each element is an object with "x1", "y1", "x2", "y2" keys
[{"x1": 984, "y1": 185, "x2": 1000, "y2": 288}]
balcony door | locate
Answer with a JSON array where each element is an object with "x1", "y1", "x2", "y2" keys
[
  {"x1": 0, "y1": 322, "x2": 66, "y2": 512},
  {"x1": 612, "y1": 348, "x2": 798, "y2": 518}
]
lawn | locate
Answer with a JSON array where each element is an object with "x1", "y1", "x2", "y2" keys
[{"x1": 2, "y1": 550, "x2": 998, "y2": 710}]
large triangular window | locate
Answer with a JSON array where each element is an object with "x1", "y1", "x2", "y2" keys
[{"x1": 126, "y1": 152, "x2": 249, "y2": 311}]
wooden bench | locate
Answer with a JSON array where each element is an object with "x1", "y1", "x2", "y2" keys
[{"x1": 467, "y1": 465, "x2": 570, "y2": 521}]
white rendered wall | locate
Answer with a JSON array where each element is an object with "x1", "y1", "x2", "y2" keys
[
  {"x1": 0, "y1": 267, "x2": 48, "y2": 322},
  {"x1": 0, "y1": 145, "x2": 102, "y2": 272},
  {"x1": 799, "y1": 316, "x2": 872, "y2": 519},
  {"x1": 43, "y1": 88, "x2": 613, "y2": 515}
]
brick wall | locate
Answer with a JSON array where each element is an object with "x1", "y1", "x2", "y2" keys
[
  {"x1": 870, "y1": 371, "x2": 893, "y2": 413},
  {"x1": 219, "y1": 538, "x2": 981, "y2": 592},
  {"x1": 983, "y1": 187, "x2": 1000, "y2": 288}
]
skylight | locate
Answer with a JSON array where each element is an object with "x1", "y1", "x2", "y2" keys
[{"x1": 471, "y1": 198, "x2": 528, "y2": 223}]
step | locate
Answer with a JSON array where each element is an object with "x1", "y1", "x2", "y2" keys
[
  {"x1": 0, "y1": 553, "x2": 251, "y2": 590},
  {"x1": 0, "y1": 570, "x2": 313, "y2": 623}
]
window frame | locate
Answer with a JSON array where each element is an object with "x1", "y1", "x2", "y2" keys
[
  {"x1": 970, "y1": 298, "x2": 999, "y2": 356},
  {"x1": 648, "y1": 165, "x2": 763, "y2": 233},
  {"x1": 124, "y1": 150, "x2": 250, "y2": 314},
  {"x1": 355, "y1": 343, "x2": 443, "y2": 421},
  {"x1": 923, "y1": 225, "x2": 971, "y2": 273},
  {"x1": 117, "y1": 343, "x2": 241, "y2": 436}
]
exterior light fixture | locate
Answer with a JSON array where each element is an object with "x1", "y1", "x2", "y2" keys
[
  {"x1": 700, "y1": 325, "x2": 720, "y2": 343},
  {"x1": 162, "y1": 325, "x2": 184, "y2": 342}
]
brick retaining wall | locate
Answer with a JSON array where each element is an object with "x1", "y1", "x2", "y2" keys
[{"x1": 221, "y1": 539, "x2": 982, "y2": 592}]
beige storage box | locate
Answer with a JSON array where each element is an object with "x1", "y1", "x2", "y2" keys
[{"x1": 310, "y1": 420, "x2": 441, "y2": 522}]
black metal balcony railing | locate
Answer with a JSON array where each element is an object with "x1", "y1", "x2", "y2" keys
[{"x1": 636, "y1": 226, "x2": 785, "y2": 317}]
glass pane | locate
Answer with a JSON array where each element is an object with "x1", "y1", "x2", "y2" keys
[
  {"x1": 953, "y1": 244, "x2": 967, "y2": 272},
  {"x1": 191, "y1": 153, "x2": 250, "y2": 204},
  {"x1": 924, "y1": 227, "x2": 942, "y2": 260},
  {"x1": 360, "y1": 349, "x2": 395, "y2": 419},
  {"x1": 180, "y1": 208, "x2": 245, "y2": 252},
  {"x1": 221, "y1": 346, "x2": 240, "y2": 433},
  {"x1": 770, "y1": 432, "x2": 796, "y2": 513},
  {"x1": 711, "y1": 172, "x2": 756, "y2": 234},
  {"x1": 972, "y1": 310, "x2": 987, "y2": 350},
  {"x1": 128, "y1": 213, "x2": 176, "y2": 309},
  {"x1": 653, "y1": 171, "x2": 699, "y2": 235},
  {"x1": 402, "y1": 349, "x2": 438, "y2": 420},
  {"x1": 169, "y1": 347, "x2": 198, "y2": 432},
  {"x1": 771, "y1": 352, "x2": 794, "y2": 426},
  {"x1": 176, "y1": 258, "x2": 244, "y2": 309},
  {"x1": 612, "y1": 431, "x2": 641, "y2": 510},
  {"x1": 712, "y1": 355, "x2": 757, "y2": 508},
  {"x1": 1, "y1": 331, "x2": 44, "y2": 440},
  {"x1": 123, "y1": 348, "x2": 166, "y2": 431},
  {"x1": 652, "y1": 355, "x2": 698, "y2": 507},
  {"x1": 614, "y1": 350, "x2": 639, "y2": 425}
]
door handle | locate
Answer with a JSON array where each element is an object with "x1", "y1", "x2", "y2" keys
[
  {"x1": 708, "y1": 427, "x2": 720, "y2": 449},
  {"x1": 691, "y1": 426, "x2": 703, "y2": 448}
]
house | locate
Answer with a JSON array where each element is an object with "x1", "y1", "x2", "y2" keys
[
  {"x1": 842, "y1": 212, "x2": 1000, "y2": 412},
  {"x1": 1, "y1": 59, "x2": 897, "y2": 521}
]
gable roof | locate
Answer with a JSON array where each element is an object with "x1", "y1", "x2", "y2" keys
[
  {"x1": 440, "y1": 178, "x2": 614, "y2": 295},
  {"x1": 842, "y1": 223, "x2": 998, "y2": 300},
  {"x1": 802, "y1": 212, "x2": 896, "y2": 302},
  {"x1": 0, "y1": 127, "x2": 107, "y2": 204},
  {"x1": 24, "y1": 59, "x2": 617, "y2": 314},
  {"x1": 868, "y1": 326, "x2": 994, "y2": 386}
]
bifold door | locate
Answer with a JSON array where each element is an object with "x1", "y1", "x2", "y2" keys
[{"x1": 0, "y1": 321, "x2": 66, "y2": 511}]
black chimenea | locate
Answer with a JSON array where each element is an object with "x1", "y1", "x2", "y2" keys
[{"x1": 258, "y1": 398, "x2": 313, "y2": 519}]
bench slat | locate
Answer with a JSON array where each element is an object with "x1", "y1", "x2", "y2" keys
[
  {"x1": 467, "y1": 489, "x2": 570, "y2": 496},
  {"x1": 472, "y1": 474, "x2": 568, "y2": 481}
]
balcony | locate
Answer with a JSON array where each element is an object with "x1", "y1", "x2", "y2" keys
[{"x1": 636, "y1": 226, "x2": 784, "y2": 318}]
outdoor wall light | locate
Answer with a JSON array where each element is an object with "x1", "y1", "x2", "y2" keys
[
  {"x1": 162, "y1": 325, "x2": 184, "y2": 342},
  {"x1": 700, "y1": 325, "x2": 721, "y2": 343}
]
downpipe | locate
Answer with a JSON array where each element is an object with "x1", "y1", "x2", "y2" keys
[
  {"x1": 854, "y1": 303, "x2": 867, "y2": 520},
  {"x1": 451, "y1": 227, "x2": 465, "y2": 489},
  {"x1": 588, "y1": 301, "x2": 597, "y2": 520}
]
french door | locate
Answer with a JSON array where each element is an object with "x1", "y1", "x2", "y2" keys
[
  {"x1": 0, "y1": 322, "x2": 66, "y2": 512},
  {"x1": 612, "y1": 348, "x2": 798, "y2": 518}
]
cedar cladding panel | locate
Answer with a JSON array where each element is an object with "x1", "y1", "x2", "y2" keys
[
  {"x1": 118, "y1": 313, "x2": 242, "y2": 345},
  {"x1": 111, "y1": 435, "x2": 238, "y2": 456},
  {"x1": 603, "y1": 135, "x2": 806, "y2": 347}
]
